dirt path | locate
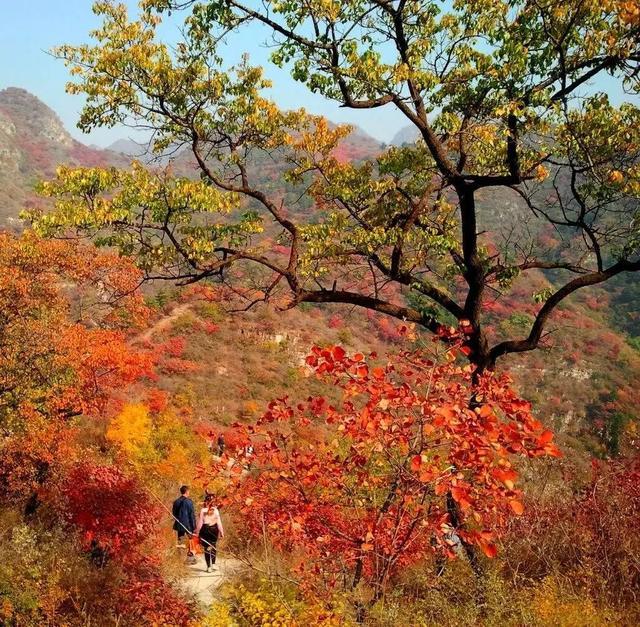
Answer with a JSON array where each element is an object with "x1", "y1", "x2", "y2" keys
[
  {"x1": 139, "y1": 307, "x2": 245, "y2": 608},
  {"x1": 138, "y1": 302, "x2": 193, "y2": 342},
  {"x1": 181, "y1": 552, "x2": 243, "y2": 608}
]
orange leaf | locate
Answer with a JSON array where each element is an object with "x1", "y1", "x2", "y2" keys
[
  {"x1": 509, "y1": 500, "x2": 524, "y2": 515},
  {"x1": 410, "y1": 455, "x2": 422, "y2": 472},
  {"x1": 481, "y1": 542, "x2": 498, "y2": 558},
  {"x1": 477, "y1": 404, "x2": 493, "y2": 418},
  {"x1": 436, "y1": 405, "x2": 457, "y2": 420}
]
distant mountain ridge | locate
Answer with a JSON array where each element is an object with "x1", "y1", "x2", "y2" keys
[
  {"x1": 390, "y1": 125, "x2": 420, "y2": 146},
  {"x1": 0, "y1": 87, "x2": 128, "y2": 228},
  {"x1": 106, "y1": 137, "x2": 149, "y2": 156},
  {"x1": 0, "y1": 87, "x2": 386, "y2": 228}
]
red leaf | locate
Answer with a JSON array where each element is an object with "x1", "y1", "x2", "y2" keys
[
  {"x1": 539, "y1": 430, "x2": 554, "y2": 444},
  {"x1": 481, "y1": 542, "x2": 498, "y2": 558}
]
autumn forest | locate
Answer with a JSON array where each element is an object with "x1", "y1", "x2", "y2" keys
[{"x1": 0, "y1": 1, "x2": 639, "y2": 625}]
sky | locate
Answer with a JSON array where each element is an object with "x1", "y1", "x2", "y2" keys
[
  {"x1": 0, "y1": 0, "x2": 405, "y2": 147},
  {"x1": 0, "y1": 2, "x2": 634, "y2": 148}
]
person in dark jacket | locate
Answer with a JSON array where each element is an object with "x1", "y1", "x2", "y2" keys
[{"x1": 172, "y1": 485, "x2": 196, "y2": 547}]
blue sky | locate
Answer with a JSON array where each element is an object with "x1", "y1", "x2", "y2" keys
[
  {"x1": 0, "y1": 0, "x2": 404, "y2": 146},
  {"x1": 0, "y1": 2, "x2": 634, "y2": 148}
]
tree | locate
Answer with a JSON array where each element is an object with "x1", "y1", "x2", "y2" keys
[
  {"x1": 0, "y1": 231, "x2": 151, "y2": 431},
  {"x1": 0, "y1": 232, "x2": 153, "y2": 507},
  {"x1": 212, "y1": 342, "x2": 559, "y2": 610},
  {"x1": 0, "y1": 233, "x2": 196, "y2": 625},
  {"x1": 55, "y1": 461, "x2": 158, "y2": 557},
  {"x1": 28, "y1": 0, "x2": 639, "y2": 372}
]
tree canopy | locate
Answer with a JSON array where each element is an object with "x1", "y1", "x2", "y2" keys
[
  {"x1": 215, "y1": 341, "x2": 560, "y2": 604},
  {"x1": 28, "y1": 0, "x2": 640, "y2": 370}
]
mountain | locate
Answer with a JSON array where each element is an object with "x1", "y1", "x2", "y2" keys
[
  {"x1": 106, "y1": 137, "x2": 150, "y2": 156},
  {"x1": 0, "y1": 88, "x2": 386, "y2": 229},
  {"x1": 0, "y1": 87, "x2": 638, "y2": 459},
  {"x1": 0, "y1": 87, "x2": 73, "y2": 147},
  {"x1": 390, "y1": 124, "x2": 420, "y2": 146},
  {"x1": 107, "y1": 123, "x2": 383, "y2": 161},
  {"x1": 0, "y1": 87, "x2": 127, "y2": 228}
]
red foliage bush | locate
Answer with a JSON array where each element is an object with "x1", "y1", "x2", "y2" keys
[
  {"x1": 164, "y1": 336, "x2": 187, "y2": 358},
  {"x1": 159, "y1": 357, "x2": 199, "y2": 376},
  {"x1": 203, "y1": 321, "x2": 220, "y2": 334},
  {"x1": 55, "y1": 462, "x2": 158, "y2": 557},
  {"x1": 212, "y1": 343, "x2": 560, "y2": 598},
  {"x1": 145, "y1": 388, "x2": 169, "y2": 414}
]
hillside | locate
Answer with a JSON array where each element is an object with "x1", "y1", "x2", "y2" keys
[
  {"x1": 2, "y1": 87, "x2": 638, "y2": 455},
  {"x1": 0, "y1": 87, "x2": 127, "y2": 228}
]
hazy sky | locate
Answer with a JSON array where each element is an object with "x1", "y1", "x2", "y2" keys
[{"x1": 0, "y1": 0, "x2": 405, "y2": 147}]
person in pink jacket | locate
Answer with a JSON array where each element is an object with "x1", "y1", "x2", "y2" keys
[{"x1": 195, "y1": 494, "x2": 224, "y2": 572}]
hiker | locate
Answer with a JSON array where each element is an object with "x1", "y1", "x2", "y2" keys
[
  {"x1": 245, "y1": 443, "x2": 254, "y2": 469},
  {"x1": 217, "y1": 433, "x2": 225, "y2": 457},
  {"x1": 195, "y1": 494, "x2": 224, "y2": 573},
  {"x1": 172, "y1": 485, "x2": 196, "y2": 548}
]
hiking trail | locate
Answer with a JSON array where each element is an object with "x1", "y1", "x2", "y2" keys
[
  {"x1": 181, "y1": 552, "x2": 243, "y2": 608},
  {"x1": 138, "y1": 302, "x2": 193, "y2": 342}
]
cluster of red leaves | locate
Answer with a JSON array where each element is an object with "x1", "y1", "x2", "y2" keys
[
  {"x1": 328, "y1": 314, "x2": 343, "y2": 329},
  {"x1": 55, "y1": 326, "x2": 155, "y2": 417},
  {"x1": 116, "y1": 572, "x2": 194, "y2": 626},
  {"x1": 145, "y1": 388, "x2": 170, "y2": 414},
  {"x1": 55, "y1": 462, "x2": 158, "y2": 558},
  {"x1": 180, "y1": 283, "x2": 220, "y2": 303},
  {"x1": 202, "y1": 320, "x2": 220, "y2": 335},
  {"x1": 210, "y1": 343, "x2": 560, "y2": 595},
  {"x1": 153, "y1": 336, "x2": 199, "y2": 376}
]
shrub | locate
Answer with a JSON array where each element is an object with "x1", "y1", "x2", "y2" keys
[
  {"x1": 204, "y1": 583, "x2": 349, "y2": 627},
  {"x1": 196, "y1": 301, "x2": 225, "y2": 323}
]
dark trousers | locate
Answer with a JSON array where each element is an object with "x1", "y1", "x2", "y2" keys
[{"x1": 200, "y1": 524, "x2": 219, "y2": 567}]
